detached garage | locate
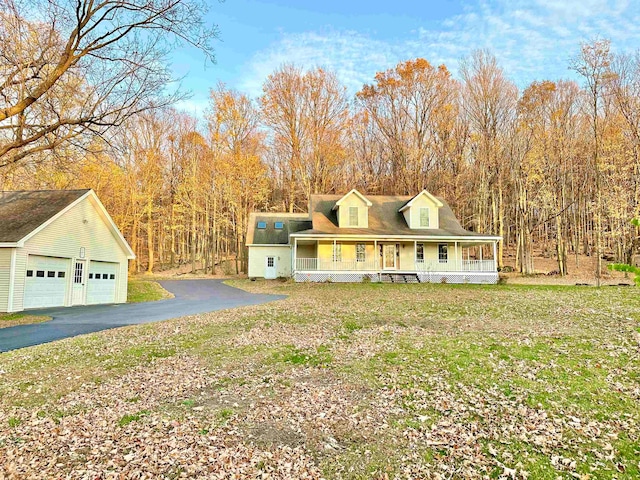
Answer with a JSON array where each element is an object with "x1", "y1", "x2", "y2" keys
[{"x1": 0, "y1": 189, "x2": 135, "y2": 312}]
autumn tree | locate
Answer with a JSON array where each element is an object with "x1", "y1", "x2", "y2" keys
[
  {"x1": 0, "y1": 0, "x2": 217, "y2": 168},
  {"x1": 571, "y1": 39, "x2": 613, "y2": 286},
  {"x1": 460, "y1": 50, "x2": 517, "y2": 267}
]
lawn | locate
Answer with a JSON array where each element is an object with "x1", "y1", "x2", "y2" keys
[
  {"x1": 127, "y1": 278, "x2": 173, "y2": 303},
  {"x1": 0, "y1": 282, "x2": 638, "y2": 479},
  {"x1": 0, "y1": 312, "x2": 50, "y2": 329}
]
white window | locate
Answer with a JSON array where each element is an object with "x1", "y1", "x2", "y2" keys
[
  {"x1": 416, "y1": 243, "x2": 424, "y2": 262},
  {"x1": 438, "y1": 244, "x2": 448, "y2": 263},
  {"x1": 356, "y1": 243, "x2": 366, "y2": 262},
  {"x1": 332, "y1": 243, "x2": 342, "y2": 262},
  {"x1": 349, "y1": 206, "x2": 358, "y2": 226},
  {"x1": 267, "y1": 257, "x2": 275, "y2": 267},
  {"x1": 419, "y1": 207, "x2": 430, "y2": 228}
]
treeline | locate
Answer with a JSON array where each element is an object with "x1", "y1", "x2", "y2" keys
[{"x1": 2, "y1": 39, "x2": 639, "y2": 277}]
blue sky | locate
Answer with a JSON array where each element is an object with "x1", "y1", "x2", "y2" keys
[{"x1": 171, "y1": 0, "x2": 640, "y2": 115}]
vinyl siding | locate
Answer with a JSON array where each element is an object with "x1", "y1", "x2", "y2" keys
[
  {"x1": 11, "y1": 249, "x2": 27, "y2": 312},
  {"x1": 248, "y1": 246, "x2": 291, "y2": 278},
  {"x1": 0, "y1": 248, "x2": 11, "y2": 312},
  {"x1": 337, "y1": 194, "x2": 369, "y2": 228},
  {"x1": 15, "y1": 195, "x2": 129, "y2": 309},
  {"x1": 405, "y1": 194, "x2": 440, "y2": 229}
]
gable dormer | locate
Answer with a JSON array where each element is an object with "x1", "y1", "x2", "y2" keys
[
  {"x1": 398, "y1": 190, "x2": 443, "y2": 229},
  {"x1": 332, "y1": 189, "x2": 372, "y2": 228}
]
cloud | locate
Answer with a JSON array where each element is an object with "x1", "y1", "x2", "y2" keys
[{"x1": 238, "y1": 0, "x2": 640, "y2": 98}]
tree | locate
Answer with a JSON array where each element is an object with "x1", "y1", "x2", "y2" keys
[
  {"x1": 0, "y1": 0, "x2": 217, "y2": 168},
  {"x1": 570, "y1": 39, "x2": 613, "y2": 287}
]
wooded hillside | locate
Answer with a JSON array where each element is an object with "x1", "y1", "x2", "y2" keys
[{"x1": 1, "y1": 29, "x2": 638, "y2": 277}]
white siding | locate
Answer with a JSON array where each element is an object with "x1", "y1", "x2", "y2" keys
[
  {"x1": 11, "y1": 195, "x2": 129, "y2": 310},
  {"x1": 337, "y1": 193, "x2": 369, "y2": 228},
  {"x1": 248, "y1": 246, "x2": 291, "y2": 278},
  {"x1": 0, "y1": 248, "x2": 11, "y2": 312},
  {"x1": 406, "y1": 194, "x2": 440, "y2": 229}
]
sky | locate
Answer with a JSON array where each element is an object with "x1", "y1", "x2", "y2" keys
[{"x1": 170, "y1": 0, "x2": 640, "y2": 116}]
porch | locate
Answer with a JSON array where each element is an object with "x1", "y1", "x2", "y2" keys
[{"x1": 291, "y1": 238, "x2": 499, "y2": 284}]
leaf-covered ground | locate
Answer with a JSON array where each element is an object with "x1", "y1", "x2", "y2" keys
[{"x1": 1, "y1": 281, "x2": 639, "y2": 479}]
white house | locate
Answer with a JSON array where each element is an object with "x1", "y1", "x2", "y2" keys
[
  {"x1": 247, "y1": 189, "x2": 501, "y2": 283},
  {"x1": 0, "y1": 189, "x2": 135, "y2": 312}
]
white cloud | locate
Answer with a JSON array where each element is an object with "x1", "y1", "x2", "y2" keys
[{"x1": 238, "y1": 0, "x2": 640, "y2": 98}]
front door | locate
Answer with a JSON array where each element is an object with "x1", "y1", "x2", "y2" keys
[
  {"x1": 383, "y1": 244, "x2": 396, "y2": 270},
  {"x1": 72, "y1": 260, "x2": 86, "y2": 305},
  {"x1": 265, "y1": 256, "x2": 277, "y2": 279}
]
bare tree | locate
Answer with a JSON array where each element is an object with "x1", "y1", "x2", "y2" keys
[{"x1": 0, "y1": 0, "x2": 218, "y2": 167}]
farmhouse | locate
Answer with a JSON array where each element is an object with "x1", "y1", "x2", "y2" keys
[
  {"x1": 247, "y1": 189, "x2": 501, "y2": 283},
  {"x1": 0, "y1": 189, "x2": 135, "y2": 312}
]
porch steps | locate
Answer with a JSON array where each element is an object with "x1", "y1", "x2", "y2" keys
[{"x1": 381, "y1": 273, "x2": 420, "y2": 284}]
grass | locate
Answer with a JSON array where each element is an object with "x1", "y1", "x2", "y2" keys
[
  {"x1": 126, "y1": 278, "x2": 173, "y2": 303},
  {"x1": 0, "y1": 312, "x2": 50, "y2": 328},
  {"x1": 0, "y1": 281, "x2": 638, "y2": 478}
]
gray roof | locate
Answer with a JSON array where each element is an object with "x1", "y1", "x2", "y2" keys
[
  {"x1": 299, "y1": 194, "x2": 480, "y2": 237},
  {"x1": 246, "y1": 213, "x2": 312, "y2": 245},
  {"x1": 0, "y1": 189, "x2": 90, "y2": 243}
]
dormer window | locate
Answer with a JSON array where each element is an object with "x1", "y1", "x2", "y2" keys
[
  {"x1": 257, "y1": 221, "x2": 267, "y2": 229},
  {"x1": 419, "y1": 207, "x2": 430, "y2": 228},
  {"x1": 349, "y1": 206, "x2": 358, "y2": 226}
]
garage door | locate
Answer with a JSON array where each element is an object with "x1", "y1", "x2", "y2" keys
[
  {"x1": 86, "y1": 261, "x2": 118, "y2": 305},
  {"x1": 24, "y1": 255, "x2": 70, "y2": 309}
]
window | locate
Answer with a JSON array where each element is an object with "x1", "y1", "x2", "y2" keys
[
  {"x1": 47, "y1": 271, "x2": 55, "y2": 278},
  {"x1": 356, "y1": 243, "x2": 366, "y2": 262},
  {"x1": 419, "y1": 207, "x2": 430, "y2": 228},
  {"x1": 26, "y1": 270, "x2": 33, "y2": 277},
  {"x1": 74, "y1": 262, "x2": 83, "y2": 284},
  {"x1": 416, "y1": 243, "x2": 424, "y2": 262},
  {"x1": 103, "y1": 274, "x2": 109, "y2": 279},
  {"x1": 36, "y1": 270, "x2": 45, "y2": 278},
  {"x1": 267, "y1": 257, "x2": 275, "y2": 268},
  {"x1": 58, "y1": 272, "x2": 65, "y2": 278},
  {"x1": 274, "y1": 221, "x2": 284, "y2": 229},
  {"x1": 89, "y1": 273, "x2": 94, "y2": 279},
  {"x1": 257, "y1": 221, "x2": 267, "y2": 229},
  {"x1": 332, "y1": 243, "x2": 342, "y2": 262},
  {"x1": 110, "y1": 274, "x2": 115, "y2": 280},
  {"x1": 438, "y1": 244, "x2": 448, "y2": 263},
  {"x1": 349, "y1": 206, "x2": 358, "y2": 226}
]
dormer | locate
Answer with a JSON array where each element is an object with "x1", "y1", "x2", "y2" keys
[
  {"x1": 398, "y1": 190, "x2": 443, "y2": 229},
  {"x1": 332, "y1": 189, "x2": 372, "y2": 228}
]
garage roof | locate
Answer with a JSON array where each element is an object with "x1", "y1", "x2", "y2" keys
[{"x1": 0, "y1": 189, "x2": 91, "y2": 243}]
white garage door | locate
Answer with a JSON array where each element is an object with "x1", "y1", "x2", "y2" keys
[
  {"x1": 24, "y1": 255, "x2": 70, "y2": 309},
  {"x1": 86, "y1": 261, "x2": 118, "y2": 305}
]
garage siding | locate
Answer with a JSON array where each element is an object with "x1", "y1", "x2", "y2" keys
[
  {"x1": 248, "y1": 246, "x2": 292, "y2": 278},
  {"x1": 0, "y1": 248, "x2": 11, "y2": 312},
  {"x1": 13, "y1": 195, "x2": 129, "y2": 309}
]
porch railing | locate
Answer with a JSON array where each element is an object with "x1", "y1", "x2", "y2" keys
[{"x1": 295, "y1": 258, "x2": 496, "y2": 272}]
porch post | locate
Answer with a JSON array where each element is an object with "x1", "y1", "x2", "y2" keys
[
  {"x1": 414, "y1": 240, "x2": 417, "y2": 271},
  {"x1": 293, "y1": 237, "x2": 297, "y2": 274},
  {"x1": 492, "y1": 241, "x2": 498, "y2": 272},
  {"x1": 454, "y1": 241, "x2": 458, "y2": 271},
  {"x1": 480, "y1": 245, "x2": 483, "y2": 263},
  {"x1": 374, "y1": 240, "x2": 378, "y2": 271}
]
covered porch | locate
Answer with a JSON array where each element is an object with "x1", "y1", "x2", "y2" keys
[{"x1": 291, "y1": 236, "x2": 499, "y2": 284}]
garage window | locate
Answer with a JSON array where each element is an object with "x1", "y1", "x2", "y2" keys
[
  {"x1": 47, "y1": 271, "x2": 55, "y2": 277},
  {"x1": 110, "y1": 274, "x2": 115, "y2": 279},
  {"x1": 89, "y1": 273, "x2": 93, "y2": 279},
  {"x1": 36, "y1": 270, "x2": 45, "y2": 277},
  {"x1": 58, "y1": 271, "x2": 65, "y2": 278},
  {"x1": 101, "y1": 273, "x2": 107, "y2": 279},
  {"x1": 26, "y1": 270, "x2": 33, "y2": 277}
]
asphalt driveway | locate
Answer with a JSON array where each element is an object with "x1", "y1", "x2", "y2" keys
[{"x1": 0, "y1": 280, "x2": 285, "y2": 353}]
